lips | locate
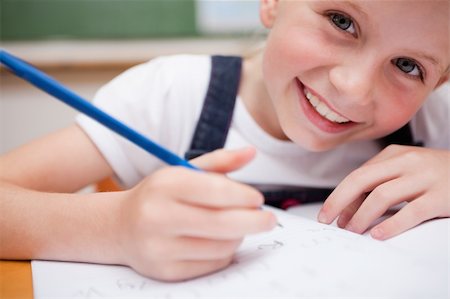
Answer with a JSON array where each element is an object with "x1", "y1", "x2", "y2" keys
[{"x1": 295, "y1": 78, "x2": 356, "y2": 133}]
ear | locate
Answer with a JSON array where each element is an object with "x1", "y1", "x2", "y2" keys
[{"x1": 260, "y1": 0, "x2": 279, "y2": 29}]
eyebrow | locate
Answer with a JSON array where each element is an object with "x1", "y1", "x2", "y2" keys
[
  {"x1": 340, "y1": 1, "x2": 369, "y2": 18},
  {"x1": 412, "y1": 51, "x2": 447, "y2": 74},
  {"x1": 416, "y1": 52, "x2": 439, "y2": 66}
]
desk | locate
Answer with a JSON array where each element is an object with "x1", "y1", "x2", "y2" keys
[{"x1": 0, "y1": 260, "x2": 33, "y2": 299}]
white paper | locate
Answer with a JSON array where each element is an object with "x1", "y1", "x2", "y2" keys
[{"x1": 32, "y1": 207, "x2": 449, "y2": 298}]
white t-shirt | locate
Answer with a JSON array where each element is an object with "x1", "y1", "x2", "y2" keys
[{"x1": 76, "y1": 55, "x2": 450, "y2": 189}]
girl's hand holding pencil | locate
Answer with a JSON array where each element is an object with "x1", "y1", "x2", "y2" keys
[
  {"x1": 118, "y1": 147, "x2": 276, "y2": 281},
  {"x1": 0, "y1": 49, "x2": 277, "y2": 281}
]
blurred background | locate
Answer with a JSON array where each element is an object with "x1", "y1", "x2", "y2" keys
[{"x1": 0, "y1": 0, "x2": 266, "y2": 154}]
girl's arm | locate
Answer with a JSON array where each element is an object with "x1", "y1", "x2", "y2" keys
[
  {"x1": 0, "y1": 125, "x2": 275, "y2": 281},
  {"x1": 0, "y1": 125, "x2": 114, "y2": 193},
  {"x1": 0, "y1": 181, "x2": 124, "y2": 264},
  {"x1": 0, "y1": 124, "x2": 122, "y2": 262}
]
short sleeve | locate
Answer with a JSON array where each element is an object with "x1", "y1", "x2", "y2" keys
[{"x1": 76, "y1": 55, "x2": 211, "y2": 188}]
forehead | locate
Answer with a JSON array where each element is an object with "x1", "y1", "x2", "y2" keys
[{"x1": 361, "y1": 0, "x2": 448, "y2": 23}]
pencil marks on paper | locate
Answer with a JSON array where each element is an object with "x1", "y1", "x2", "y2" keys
[{"x1": 33, "y1": 209, "x2": 445, "y2": 298}]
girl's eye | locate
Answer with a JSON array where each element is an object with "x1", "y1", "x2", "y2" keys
[
  {"x1": 393, "y1": 57, "x2": 424, "y2": 81},
  {"x1": 328, "y1": 12, "x2": 357, "y2": 36}
]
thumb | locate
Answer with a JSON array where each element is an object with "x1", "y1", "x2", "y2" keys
[{"x1": 190, "y1": 147, "x2": 256, "y2": 174}]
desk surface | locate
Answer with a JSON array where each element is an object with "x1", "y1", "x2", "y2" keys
[{"x1": 0, "y1": 260, "x2": 33, "y2": 299}]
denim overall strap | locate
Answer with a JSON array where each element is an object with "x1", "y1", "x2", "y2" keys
[{"x1": 184, "y1": 56, "x2": 242, "y2": 160}]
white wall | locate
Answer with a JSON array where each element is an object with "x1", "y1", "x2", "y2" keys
[
  {"x1": 0, "y1": 38, "x2": 262, "y2": 155},
  {"x1": 0, "y1": 69, "x2": 122, "y2": 154},
  {"x1": 196, "y1": 0, "x2": 262, "y2": 34}
]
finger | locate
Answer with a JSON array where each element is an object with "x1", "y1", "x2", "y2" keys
[
  {"x1": 171, "y1": 204, "x2": 276, "y2": 239},
  {"x1": 336, "y1": 195, "x2": 365, "y2": 228},
  {"x1": 172, "y1": 237, "x2": 242, "y2": 260},
  {"x1": 152, "y1": 257, "x2": 233, "y2": 282},
  {"x1": 332, "y1": 146, "x2": 409, "y2": 228},
  {"x1": 361, "y1": 144, "x2": 411, "y2": 166},
  {"x1": 190, "y1": 147, "x2": 257, "y2": 174},
  {"x1": 318, "y1": 157, "x2": 403, "y2": 225},
  {"x1": 370, "y1": 195, "x2": 437, "y2": 240},
  {"x1": 151, "y1": 167, "x2": 264, "y2": 209},
  {"x1": 344, "y1": 176, "x2": 425, "y2": 234}
]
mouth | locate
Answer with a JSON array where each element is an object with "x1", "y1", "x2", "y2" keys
[{"x1": 295, "y1": 78, "x2": 357, "y2": 133}]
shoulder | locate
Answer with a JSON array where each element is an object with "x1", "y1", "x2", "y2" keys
[
  {"x1": 140, "y1": 54, "x2": 212, "y2": 85},
  {"x1": 89, "y1": 55, "x2": 212, "y2": 120},
  {"x1": 143, "y1": 54, "x2": 212, "y2": 106},
  {"x1": 105, "y1": 54, "x2": 214, "y2": 143},
  {"x1": 411, "y1": 82, "x2": 450, "y2": 149},
  {"x1": 76, "y1": 55, "x2": 214, "y2": 187},
  {"x1": 98, "y1": 54, "x2": 212, "y2": 99}
]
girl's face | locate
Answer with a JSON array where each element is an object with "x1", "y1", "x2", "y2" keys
[{"x1": 261, "y1": 0, "x2": 449, "y2": 151}]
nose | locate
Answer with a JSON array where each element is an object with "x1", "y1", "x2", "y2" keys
[{"x1": 328, "y1": 57, "x2": 377, "y2": 106}]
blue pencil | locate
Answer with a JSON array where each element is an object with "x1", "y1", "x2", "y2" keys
[
  {"x1": 1, "y1": 49, "x2": 282, "y2": 226},
  {"x1": 0, "y1": 49, "x2": 198, "y2": 171}
]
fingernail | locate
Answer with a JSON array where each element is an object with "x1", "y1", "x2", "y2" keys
[
  {"x1": 252, "y1": 193, "x2": 264, "y2": 206},
  {"x1": 270, "y1": 215, "x2": 279, "y2": 229},
  {"x1": 371, "y1": 227, "x2": 384, "y2": 240},
  {"x1": 345, "y1": 223, "x2": 355, "y2": 232},
  {"x1": 337, "y1": 215, "x2": 348, "y2": 228},
  {"x1": 318, "y1": 212, "x2": 328, "y2": 223}
]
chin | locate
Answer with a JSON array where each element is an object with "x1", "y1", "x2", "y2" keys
[
  {"x1": 299, "y1": 140, "x2": 339, "y2": 152},
  {"x1": 286, "y1": 129, "x2": 342, "y2": 152}
]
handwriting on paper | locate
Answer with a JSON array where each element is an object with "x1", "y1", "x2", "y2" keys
[{"x1": 32, "y1": 208, "x2": 448, "y2": 299}]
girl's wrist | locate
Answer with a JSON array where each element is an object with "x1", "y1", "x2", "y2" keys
[{"x1": 90, "y1": 190, "x2": 130, "y2": 266}]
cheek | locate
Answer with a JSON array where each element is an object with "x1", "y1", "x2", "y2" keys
[
  {"x1": 374, "y1": 89, "x2": 425, "y2": 135},
  {"x1": 263, "y1": 27, "x2": 335, "y2": 94},
  {"x1": 271, "y1": 27, "x2": 333, "y2": 66}
]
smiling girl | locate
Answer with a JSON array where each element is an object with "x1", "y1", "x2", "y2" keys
[{"x1": 1, "y1": 0, "x2": 448, "y2": 281}]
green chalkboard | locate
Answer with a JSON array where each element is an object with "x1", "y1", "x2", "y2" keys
[{"x1": 0, "y1": 0, "x2": 197, "y2": 40}]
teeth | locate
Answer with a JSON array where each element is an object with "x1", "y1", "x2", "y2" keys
[{"x1": 304, "y1": 88, "x2": 350, "y2": 123}]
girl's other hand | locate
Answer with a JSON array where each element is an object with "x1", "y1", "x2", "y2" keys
[
  {"x1": 116, "y1": 147, "x2": 276, "y2": 281},
  {"x1": 318, "y1": 145, "x2": 450, "y2": 240}
]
